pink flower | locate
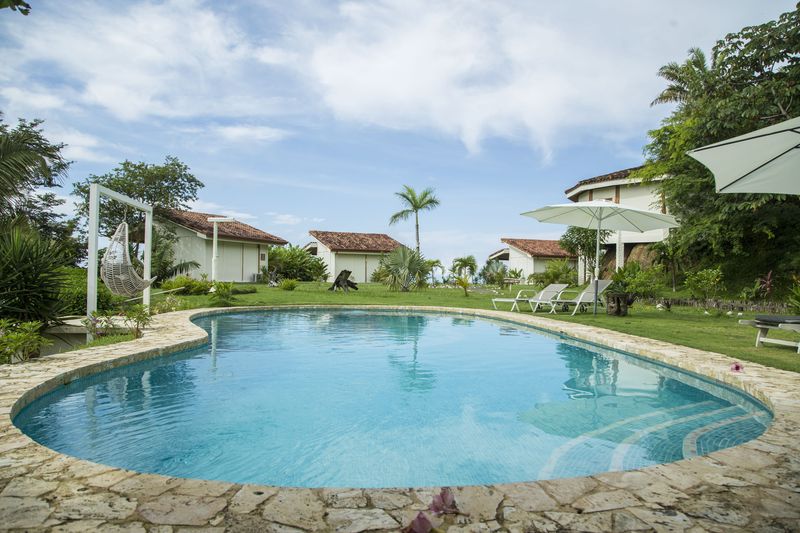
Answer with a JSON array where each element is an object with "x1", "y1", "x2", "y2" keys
[
  {"x1": 430, "y1": 487, "x2": 459, "y2": 516},
  {"x1": 403, "y1": 512, "x2": 433, "y2": 533},
  {"x1": 730, "y1": 362, "x2": 744, "y2": 372}
]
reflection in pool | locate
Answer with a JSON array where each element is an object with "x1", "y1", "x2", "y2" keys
[{"x1": 15, "y1": 310, "x2": 771, "y2": 488}]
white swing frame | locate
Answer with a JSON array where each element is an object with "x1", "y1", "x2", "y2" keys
[{"x1": 86, "y1": 184, "x2": 153, "y2": 340}]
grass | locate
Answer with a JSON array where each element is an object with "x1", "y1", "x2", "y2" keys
[
  {"x1": 149, "y1": 282, "x2": 800, "y2": 373},
  {"x1": 76, "y1": 333, "x2": 137, "y2": 349}
]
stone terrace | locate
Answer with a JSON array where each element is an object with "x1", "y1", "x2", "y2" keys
[{"x1": 1, "y1": 306, "x2": 799, "y2": 532}]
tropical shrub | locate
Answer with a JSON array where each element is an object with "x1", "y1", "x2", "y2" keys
[
  {"x1": 122, "y1": 304, "x2": 151, "y2": 339},
  {"x1": 531, "y1": 259, "x2": 576, "y2": 286},
  {"x1": 278, "y1": 279, "x2": 299, "y2": 291},
  {"x1": 370, "y1": 264, "x2": 390, "y2": 282},
  {"x1": 161, "y1": 274, "x2": 213, "y2": 295},
  {"x1": 685, "y1": 267, "x2": 725, "y2": 301},
  {"x1": 232, "y1": 285, "x2": 257, "y2": 295},
  {"x1": 267, "y1": 245, "x2": 328, "y2": 282},
  {"x1": 0, "y1": 226, "x2": 71, "y2": 324},
  {"x1": 151, "y1": 295, "x2": 187, "y2": 315},
  {"x1": 787, "y1": 277, "x2": 800, "y2": 314},
  {"x1": 380, "y1": 247, "x2": 431, "y2": 292},
  {"x1": 151, "y1": 226, "x2": 200, "y2": 283},
  {"x1": 479, "y1": 260, "x2": 507, "y2": 287},
  {"x1": 508, "y1": 268, "x2": 524, "y2": 279},
  {"x1": 59, "y1": 267, "x2": 125, "y2": 315},
  {"x1": 608, "y1": 262, "x2": 664, "y2": 300},
  {"x1": 0, "y1": 320, "x2": 50, "y2": 364},
  {"x1": 82, "y1": 310, "x2": 116, "y2": 338},
  {"x1": 209, "y1": 281, "x2": 237, "y2": 307}
]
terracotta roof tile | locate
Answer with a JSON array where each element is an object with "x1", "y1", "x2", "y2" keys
[
  {"x1": 501, "y1": 238, "x2": 574, "y2": 258},
  {"x1": 160, "y1": 209, "x2": 288, "y2": 245},
  {"x1": 309, "y1": 230, "x2": 403, "y2": 253},
  {"x1": 564, "y1": 165, "x2": 644, "y2": 197}
]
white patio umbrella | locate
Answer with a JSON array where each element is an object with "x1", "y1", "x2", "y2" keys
[
  {"x1": 521, "y1": 200, "x2": 679, "y2": 314},
  {"x1": 687, "y1": 115, "x2": 800, "y2": 195}
]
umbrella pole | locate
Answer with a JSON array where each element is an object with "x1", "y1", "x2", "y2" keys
[{"x1": 593, "y1": 216, "x2": 601, "y2": 315}]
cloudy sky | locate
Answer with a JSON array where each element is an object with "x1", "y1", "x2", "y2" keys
[{"x1": 1, "y1": 1, "x2": 793, "y2": 266}]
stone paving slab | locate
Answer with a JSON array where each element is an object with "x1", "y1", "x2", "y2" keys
[{"x1": 1, "y1": 305, "x2": 799, "y2": 532}]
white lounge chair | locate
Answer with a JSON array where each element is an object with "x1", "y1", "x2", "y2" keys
[
  {"x1": 492, "y1": 284, "x2": 569, "y2": 312},
  {"x1": 739, "y1": 315, "x2": 800, "y2": 353},
  {"x1": 548, "y1": 280, "x2": 613, "y2": 316},
  {"x1": 492, "y1": 289, "x2": 537, "y2": 312}
]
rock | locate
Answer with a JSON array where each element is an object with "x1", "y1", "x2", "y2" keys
[
  {"x1": 110, "y1": 473, "x2": 181, "y2": 497},
  {"x1": 612, "y1": 510, "x2": 651, "y2": 532},
  {"x1": 51, "y1": 520, "x2": 105, "y2": 532},
  {"x1": 261, "y1": 489, "x2": 325, "y2": 530},
  {"x1": 229, "y1": 485, "x2": 278, "y2": 514},
  {"x1": 137, "y1": 494, "x2": 227, "y2": 526},
  {"x1": 680, "y1": 496, "x2": 751, "y2": 526},
  {"x1": 635, "y1": 482, "x2": 689, "y2": 506},
  {"x1": 95, "y1": 523, "x2": 148, "y2": 533},
  {"x1": 572, "y1": 490, "x2": 640, "y2": 513},
  {"x1": 0, "y1": 476, "x2": 58, "y2": 497},
  {"x1": 540, "y1": 477, "x2": 598, "y2": 505},
  {"x1": 326, "y1": 508, "x2": 399, "y2": 532},
  {"x1": 85, "y1": 470, "x2": 136, "y2": 489},
  {"x1": 173, "y1": 479, "x2": 235, "y2": 498},
  {"x1": 452, "y1": 486, "x2": 503, "y2": 521},
  {"x1": 54, "y1": 492, "x2": 137, "y2": 520},
  {"x1": 501, "y1": 484, "x2": 558, "y2": 512},
  {"x1": 322, "y1": 488, "x2": 368, "y2": 508},
  {"x1": 0, "y1": 496, "x2": 53, "y2": 528},
  {"x1": 366, "y1": 489, "x2": 413, "y2": 510},
  {"x1": 628, "y1": 507, "x2": 695, "y2": 532},
  {"x1": 544, "y1": 511, "x2": 614, "y2": 533}
]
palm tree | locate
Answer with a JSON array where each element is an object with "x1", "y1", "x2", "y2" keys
[
  {"x1": 651, "y1": 48, "x2": 716, "y2": 107},
  {"x1": 388, "y1": 185, "x2": 440, "y2": 254},
  {"x1": 0, "y1": 118, "x2": 67, "y2": 217},
  {"x1": 450, "y1": 255, "x2": 477, "y2": 278}
]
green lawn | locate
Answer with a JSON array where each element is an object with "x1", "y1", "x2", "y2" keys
[{"x1": 155, "y1": 282, "x2": 800, "y2": 373}]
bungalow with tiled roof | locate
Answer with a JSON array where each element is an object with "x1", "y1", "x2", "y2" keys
[
  {"x1": 489, "y1": 238, "x2": 577, "y2": 279},
  {"x1": 565, "y1": 166, "x2": 672, "y2": 279},
  {"x1": 304, "y1": 230, "x2": 404, "y2": 283},
  {"x1": 158, "y1": 209, "x2": 288, "y2": 282}
]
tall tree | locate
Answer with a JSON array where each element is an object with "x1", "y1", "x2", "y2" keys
[
  {"x1": 638, "y1": 6, "x2": 800, "y2": 286},
  {"x1": 388, "y1": 185, "x2": 440, "y2": 254},
  {"x1": 0, "y1": 116, "x2": 69, "y2": 217},
  {"x1": 559, "y1": 227, "x2": 611, "y2": 283},
  {"x1": 73, "y1": 156, "x2": 204, "y2": 250}
]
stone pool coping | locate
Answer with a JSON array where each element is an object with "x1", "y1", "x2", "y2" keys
[{"x1": 0, "y1": 305, "x2": 798, "y2": 532}]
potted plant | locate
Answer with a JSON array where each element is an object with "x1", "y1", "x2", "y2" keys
[{"x1": 605, "y1": 263, "x2": 640, "y2": 316}]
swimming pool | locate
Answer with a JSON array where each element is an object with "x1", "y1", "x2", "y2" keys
[{"x1": 15, "y1": 309, "x2": 771, "y2": 488}]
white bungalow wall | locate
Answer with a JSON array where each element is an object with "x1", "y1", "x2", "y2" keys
[
  {"x1": 332, "y1": 252, "x2": 384, "y2": 283},
  {"x1": 160, "y1": 222, "x2": 267, "y2": 282},
  {"x1": 507, "y1": 246, "x2": 577, "y2": 279},
  {"x1": 573, "y1": 181, "x2": 669, "y2": 245}
]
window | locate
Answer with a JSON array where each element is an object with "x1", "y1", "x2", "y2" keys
[{"x1": 260, "y1": 253, "x2": 266, "y2": 261}]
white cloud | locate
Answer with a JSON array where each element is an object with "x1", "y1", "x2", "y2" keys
[
  {"x1": 0, "y1": 0, "x2": 290, "y2": 122},
  {"x1": 301, "y1": 0, "x2": 788, "y2": 156},
  {"x1": 214, "y1": 124, "x2": 289, "y2": 143},
  {"x1": 187, "y1": 199, "x2": 257, "y2": 220},
  {"x1": 266, "y1": 211, "x2": 325, "y2": 225},
  {"x1": 1, "y1": 87, "x2": 64, "y2": 112},
  {"x1": 46, "y1": 126, "x2": 118, "y2": 163}
]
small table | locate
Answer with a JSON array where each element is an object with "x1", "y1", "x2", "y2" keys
[{"x1": 739, "y1": 319, "x2": 800, "y2": 353}]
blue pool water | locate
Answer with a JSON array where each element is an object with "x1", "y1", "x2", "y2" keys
[{"x1": 15, "y1": 310, "x2": 771, "y2": 488}]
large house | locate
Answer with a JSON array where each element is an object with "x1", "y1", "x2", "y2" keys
[
  {"x1": 565, "y1": 166, "x2": 669, "y2": 279},
  {"x1": 489, "y1": 238, "x2": 576, "y2": 279},
  {"x1": 158, "y1": 209, "x2": 288, "y2": 282},
  {"x1": 304, "y1": 230, "x2": 403, "y2": 283}
]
